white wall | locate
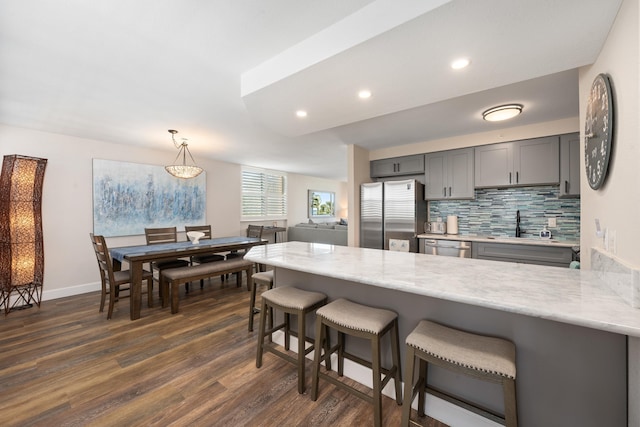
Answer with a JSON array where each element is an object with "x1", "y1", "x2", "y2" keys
[
  {"x1": 0, "y1": 124, "x2": 345, "y2": 299},
  {"x1": 348, "y1": 144, "x2": 373, "y2": 247},
  {"x1": 579, "y1": 5, "x2": 640, "y2": 423},
  {"x1": 579, "y1": 0, "x2": 639, "y2": 269},
  {"x1": 286, "y1": 173, "x2": 348, "y2": 224}
]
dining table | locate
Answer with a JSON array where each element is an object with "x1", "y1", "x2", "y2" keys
[{"x1": 110, "y1": 236, "x2": 267, "y2": 320}]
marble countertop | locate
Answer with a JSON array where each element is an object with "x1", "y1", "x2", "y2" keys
[
  {"x1": 245, "y1": 241, "x2": 640, "y2": 337},
  {"x1": 417, "y1": 233, "x2": 579, "y2": 248}
]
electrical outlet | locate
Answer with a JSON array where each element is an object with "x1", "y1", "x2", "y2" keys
[{"x1": 548, "y1": 217, "x2": 557, "y2": 228}]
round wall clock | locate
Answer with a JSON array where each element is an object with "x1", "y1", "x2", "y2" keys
[{"x1": 584, "y1": 73, "x2": 614, "y2": 190}]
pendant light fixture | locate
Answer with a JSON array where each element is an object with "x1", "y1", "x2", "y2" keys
[{"x1": 165, "y1": 129, "x2": 203, "y2": 179}]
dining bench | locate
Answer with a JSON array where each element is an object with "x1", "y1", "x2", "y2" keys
[{"x1": 161, "y1": 258, "x2": 255, "y2": 314}]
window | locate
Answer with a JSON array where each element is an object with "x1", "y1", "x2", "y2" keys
[
  {"x1": 308, "y1": 190, "x2": 335, "y2": 218},
  {"x1": 241, "y1": 167, "x2": 287, "y2": 220}
]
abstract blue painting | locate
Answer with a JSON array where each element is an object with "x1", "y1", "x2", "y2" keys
[{"x1": 92, "y1": 159, "x2": 206, "y2": 237}]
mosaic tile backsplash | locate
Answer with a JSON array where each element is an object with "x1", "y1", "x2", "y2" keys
[{"x1": 429, "y1": 185, "x2": 580, "y2": 241}]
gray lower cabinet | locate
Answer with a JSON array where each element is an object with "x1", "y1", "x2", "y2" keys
[
  {"x1": 425, "y1": 148, "x2": 474, "y2": 199},
  {"x1": 559, "y1": 133, "x2": 581, "y2": 198},
  {"x1": 370, "y1": 154, "x2": 424, "y2": 178},
  {"x1": 472, "y1": 241, "x2": 574, "y2": 268},
  {"x1": 475, "y1": 136, "x2": 560, "y2": 188}
]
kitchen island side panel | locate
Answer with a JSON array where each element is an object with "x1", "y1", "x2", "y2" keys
[{"x1": 274, "y1": 267, "x2": 627, "y2": 427}]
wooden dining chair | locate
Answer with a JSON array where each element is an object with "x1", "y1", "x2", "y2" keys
[
  {"x1": 144, "y1": 227, "x2": 190, "y2": 295},
  {"x1": 227, "y1": 225, "x2": 264, "y2": 259},
  {"x1": 226, "y1": 225, "x2": 264, "y2": 274},
  {"x1": 144, "y1": 227, "x2": 191, "y2": 270},
  {"x1": 185, "y1": 225, "x2": 226, "y2": 287},
  {"x1": 90, "y1": 233, "x2": 154, "y2": 319}
]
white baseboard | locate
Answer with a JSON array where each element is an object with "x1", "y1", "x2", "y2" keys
[
  {"x1": 271, "y1": 332, "x2": 501, "y2": 427},
  {"x1": 2, "y1": 281, "x2": 100, "y2": 309},
  {"x1": 42, "y1": 281, "x2": 101, "y2": 301}
]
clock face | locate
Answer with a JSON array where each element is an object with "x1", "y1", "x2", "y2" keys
[{"x1": 584, "y1": 73, "x2": 613, "y2": 190}]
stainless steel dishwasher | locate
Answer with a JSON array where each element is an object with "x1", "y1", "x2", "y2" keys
[{"x1": 422, "y1": 239, "x2": 471, "y2": 258}]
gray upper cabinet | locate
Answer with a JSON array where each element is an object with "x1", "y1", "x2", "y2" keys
[
  {"x1": 425, "y1": 148, "x2": 474, "y2": 199},
  {"x1": 370, "y1": 154, "x2": 424, "y2": 178},
  {"x1": 475, "y1": 136, "x2": 559, "y2": 188},
  {"x1": 474, "y1": 142, "x2": 513, "y2": 187},
  {"x1": 559, "y1": 133, "x2": 581, "y2": 198}
]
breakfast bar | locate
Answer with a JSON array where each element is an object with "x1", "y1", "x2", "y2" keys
[{"x1": 245, "y1": 241, "x2": 639, "y2": 427}]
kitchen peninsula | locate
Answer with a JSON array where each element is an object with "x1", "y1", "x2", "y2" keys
[{"x1": 245, "y1": 241, "x2": 637, "y2": 427}]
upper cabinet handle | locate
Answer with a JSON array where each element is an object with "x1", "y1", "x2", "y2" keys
[
  {"x1": 509, "y1": 172, "x2": 512, "y2": 184},
  {"x1": 516, "y1": 172, "x2": 519, "y2": 183}
]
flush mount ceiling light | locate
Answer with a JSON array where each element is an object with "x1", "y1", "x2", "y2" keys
[
  {"x1": 165, "y1": 129, "x2": 203, "y2": 179},
  {"x1": 296, "y1": 110, "x2": 308, "y2": 118},
  {"x1": 358, "y1": 89, "x2": 372, "y2": 99},
  {"x1": 451, "y1": 58, "x2": 470, "y2": 70},
  {"x1": 482, "y1": 104, "x2": 523, "y2": 122}
]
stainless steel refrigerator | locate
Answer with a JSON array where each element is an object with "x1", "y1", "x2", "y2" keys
[{"x1": 360, "y1": 179, "x2": 426, "y2": 250}]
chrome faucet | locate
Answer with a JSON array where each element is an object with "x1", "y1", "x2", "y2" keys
[{"x1": 516, "y1": 210, "x2": 522, "y2": 237}]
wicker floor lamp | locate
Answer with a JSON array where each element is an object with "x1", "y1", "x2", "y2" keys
[{"x1": 0, "y1": 154, "x2": 48, "y2": 315}]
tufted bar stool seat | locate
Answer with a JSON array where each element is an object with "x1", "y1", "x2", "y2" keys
[
  {"x1": 401, "y1": 320, "x2": 518, "y2": 426},
  {"x1": 311, "y1": 298, "x2": 402, "y2": 427},
  {"x1": 256, "y1": 286, "x2": 327, "y2": 394}
]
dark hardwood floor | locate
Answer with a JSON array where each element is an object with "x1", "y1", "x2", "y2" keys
[{"x1": 0, "y1": 278, "x2": 448, "y2": 426}]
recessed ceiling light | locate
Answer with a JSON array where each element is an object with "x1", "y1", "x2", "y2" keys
[
  {"x1": 296, "y1": 110, "x2": 307, "y2": 118},
  {"x1": 482, "y1": 104, "x2": 523, "y2": 122},
  {"x1": 451, "y1": 58, "x2": 470, "y2": 70},
  {"x1": 358, "y1": 90, "x2": 372, "y2": 99}
]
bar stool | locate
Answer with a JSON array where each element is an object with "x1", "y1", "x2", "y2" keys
[
  {"x1": 248, "y1": 270, "x2": 274, "y2": 332},
  {"x1": 256, "y1": 286, "x2": 327, "y2": 394},
  {"x1": 401, "y1": 320, "x2": 518, "y2": 427},
  {"x1": 311, "y1": 298, "x2": 402, "y2": 427}
]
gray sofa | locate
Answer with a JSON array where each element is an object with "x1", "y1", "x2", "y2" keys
[{"x1": 287, "y1": 223, "x2": 348, "y2": 246}]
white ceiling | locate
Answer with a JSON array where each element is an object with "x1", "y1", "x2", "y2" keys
[{"x1": 0, "y1": 0, "x2": 622, "y2": 181}]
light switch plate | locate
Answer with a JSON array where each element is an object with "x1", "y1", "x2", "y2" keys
[{"x1": 548, "y1": 217, "x2": 557, "y2": 228}]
